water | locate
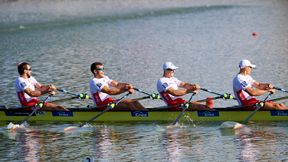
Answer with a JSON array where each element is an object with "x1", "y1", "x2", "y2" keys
[
  {"x1": 0, "y1": 0, "x2": 288, "y2": 161},
  {"x1": 1, "y1": 122, "x2": 288, "y2": 161}
]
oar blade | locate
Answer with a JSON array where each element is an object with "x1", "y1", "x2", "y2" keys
[
  {"x1": 7, "y1": 122, "x2": 27, "y2": 131},
  {"x1": 64, "y1": 126, "x2": 79, "y2": 132},
  {"x1": 219, "y1": 121, "x2": 245, "y2": 130}
]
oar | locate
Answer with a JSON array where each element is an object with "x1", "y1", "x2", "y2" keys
[
  {"x1": 219, "y1": 93, "x2": 273, "y2": 129},
  {"x1": 218, "y1": 95, "x2": 288, "y2": 110},
  {"x1": 242, "y1": 92, "x2": 273, "y2": 124},
  {"x1": 196, "y1": 94, "x2": 235, "y2": 102},
  {"x1": 172, "y1": 93, "x2": 196, "y2": 125},
  {"x1": 57, "y1": 88, "x2": 90, "y2": 99},
  {"x1": 64, "y1": 93, "x2": 131, "y2": 131},
  {"x1": 19, "y1": 94, "x2": 52, "y2": 125},
  {"x1": 269, "y1": 95, "x2": 288, "y2": 102},
  {"x1": 200, "y1": 88, "x2": 235, "y2": 100},
  {"x1": 133, "y1": 88, "x2": 161, "y2": 100},
  {"x1": 51, "y1": 96, "x2": 79, "y2": 103},
  {"x1": 131, "y1": 96, "x2": 150, "y2": 101},
  {"x1": 274, "y1": 87, "x2": 288, "y2": 94}
]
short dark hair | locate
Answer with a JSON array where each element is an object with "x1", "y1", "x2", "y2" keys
[
  {"x1": 17, "y1": 62, "x2": 30, "y2": 75},
  {"x1": 90, "y1": 62, "x2": 103, "y2": 74}
]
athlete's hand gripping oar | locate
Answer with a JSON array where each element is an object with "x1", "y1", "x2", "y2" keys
[
  {"x1": 172, "y1": 93, "x2": 196, "y2": 125},
  {"x1": 7, "y1": 94, "x2": 53, "y2": 130},
  {"x1": 200, "y1": 88, "x2": 235, "y2": 100},
  {"x1": 64, "y1": 93, "x2": 131, "y2": 131},
  {"x1": 241, "y1": 92, "x2": 273, "y2": 124},
  {"x1": 133, "y1": 88, "x2": 161, "y2": 100},
  {"x1": 57, "y1": 88, "x2": 90, "y2": 99},
  {"x1": 274, "y1": 87, "x2": 288, "y2": 94}
]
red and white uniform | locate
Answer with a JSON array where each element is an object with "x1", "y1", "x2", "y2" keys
[
  {"x1": 15, "y1": 76, "x2": 40, "y2": 107},
  {"x1": 233, "y1": 74, "x2": 259, "y2": 105},
  {"x1": 89, "y1": 76, "x2": 114, "y2": 109},
  {"x1": 157, "y1": 77, "x2": 186, "y2": 108}
]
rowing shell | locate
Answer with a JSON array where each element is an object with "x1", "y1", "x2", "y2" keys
[{"x1": 1, "y1": 107, "x2": 288, "y2": 122}]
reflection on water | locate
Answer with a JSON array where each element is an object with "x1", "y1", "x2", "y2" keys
[{"x1": 1, "y1": 122, "x2": 288, "y2": 161}]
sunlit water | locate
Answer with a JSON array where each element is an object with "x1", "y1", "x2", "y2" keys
[
  {"x1": 0, "y1": 0, "x2": 288, "y2": 161},
  {"x1": 1, "y1": 122, "x2": 288, "y2": 161}
]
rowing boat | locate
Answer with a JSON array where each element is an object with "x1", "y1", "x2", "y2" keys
[{"x1": 1, "y1": 106, "x2": 288, "y2": 122}]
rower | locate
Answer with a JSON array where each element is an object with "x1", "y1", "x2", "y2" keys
[
  {"x1": 15, "y1": 62, "x2": 68, "y2": 111},
  {"x1": 233, "y1": 59, "x2": 288, "y2": 110},
  {"x1": 89, "y1": 62, "x2": 146, "y2": 111},
  {"x1": 156, "y1": 62, "x2": 214, "y2": 110}
]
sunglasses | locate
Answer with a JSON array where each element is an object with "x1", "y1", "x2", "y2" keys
[
  {"x1": 95, "y1": 67, "x2": 104, "y2": 71},
  {"x1": 26, "y1": 68, "x2": 32, "y2": 71}
]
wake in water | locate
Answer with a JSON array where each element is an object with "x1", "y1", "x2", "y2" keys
[{"x1": 7, "y1": 122, "x2": 29, "y2": 131}]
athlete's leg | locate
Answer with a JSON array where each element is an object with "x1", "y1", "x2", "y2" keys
[
  {"x1": 43, "y1": 102, "x2": 69, "y2": 111},
  {"x1": 264, "y1": 101, "x2": 288, "y2": 110},
  {"x1": 116, "y1": 99, "x2": 147, "y2": 111}
]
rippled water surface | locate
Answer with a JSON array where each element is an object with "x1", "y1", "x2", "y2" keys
[
  {"x1": 1, "y1": 122, "x2": 288, "y2": 161},
  {"x1": 0, "y1": 0, "x2": 288, "y2": 161}
]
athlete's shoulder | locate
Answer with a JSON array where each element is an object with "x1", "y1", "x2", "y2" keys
[
  {"x1": 29, "y1": 76, "x2": 37, "y2": 82},
  {"x1": 103, "y1": 75, "x2": 112, "y2": 81},
  {"x1": 158, "y1": 77, "x2": 171, "y2": 83}
]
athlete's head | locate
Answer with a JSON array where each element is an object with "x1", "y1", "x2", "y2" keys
[
  {"x1": 17, "y1": 62, "x2": 31, "y2": 76},
  {"x1": 90, "y1": 62, "x2": 105, "y2": 78}
]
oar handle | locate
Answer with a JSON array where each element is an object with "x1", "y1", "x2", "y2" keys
[{"x1": 274, "y1": 87, "x2": 288, "y2": 93}]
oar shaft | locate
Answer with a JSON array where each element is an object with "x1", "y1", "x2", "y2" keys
[
  {"x1": 172, "y1": 93, "x2": 196, "y2": 125},
  {"x1": 274, "y1": 87, "x2": 288, "y2": 93},
  {"x1": 242, "y1": 92, "x2": 272, "y2": 124},
  {"x1": 200, "y1": 88, "x2": 222, "y2": 96},
  {"x1": 20, "y1": 94, "x2": 52, "y2": 125},
  {"x1": 57, "y1": 88, "x2": 91, "y2": 100},
  {"x1": 79, "y1": 93, "x2": 130, "y2": 127},
  {"x1": 133, "y1": 87, "x2": 161, "y2": 100},
  {"x1": 57, "y1": 89, "x2": 78, "y2": 96},
  {"x1": 131, "y1": 96, "x2": 150, "y2": 101},
  {"x1": 196, "y1": 96, "x2": 222, "y2": 102},
  {"x1": 200, "y1": 88, "x2": 236, "y2": 100},
  {"x1": 133, "y1": 88, "x2": 151, "y2": 96},
  {"x1": 269, "y1": 95, "x2": 288, "y2": 102},
  {"x1": 51, "y1": 96, "x2": 78, "y2": 103}
]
